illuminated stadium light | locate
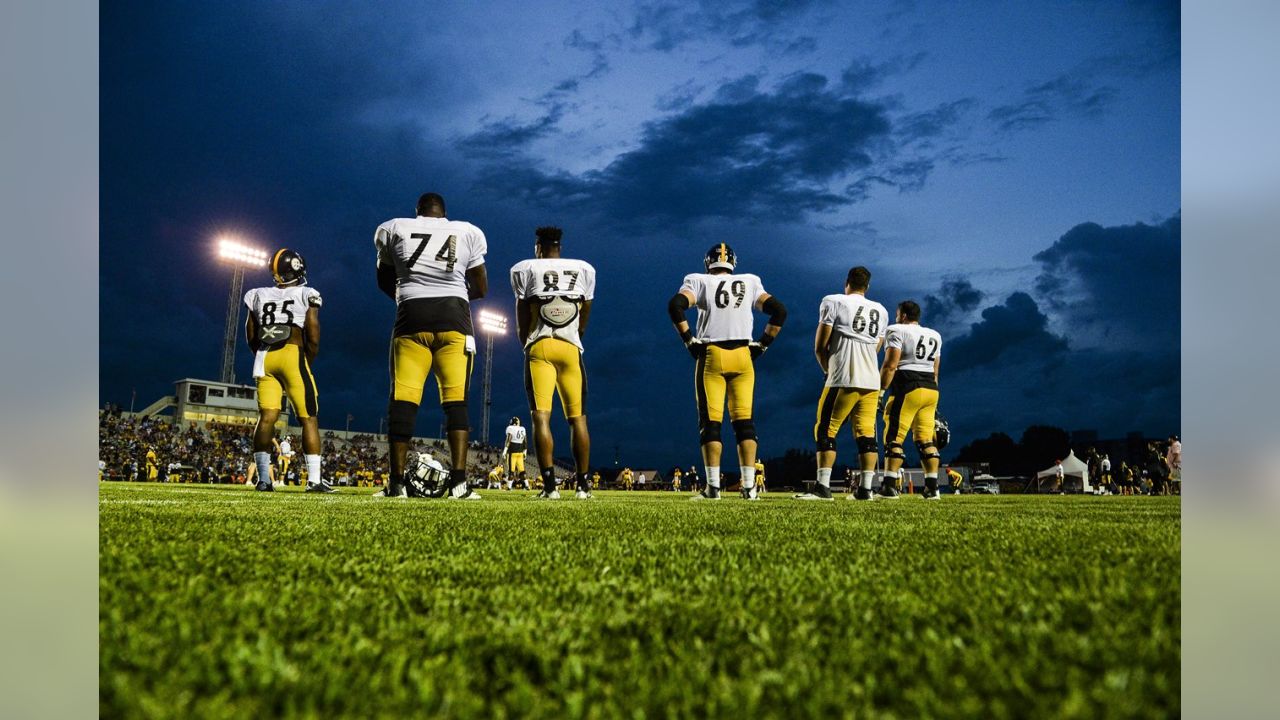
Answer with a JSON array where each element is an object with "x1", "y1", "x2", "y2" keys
[
  {"x1": 217, "y1": 238, "x2": 269, "y2": 267},
  {"x1": 476, "y1": 309, "x2": 507, "y2": 443},
  {"x1": 478, "y1": 310, "x2": 508, "y2": 335},
  {"x1": 215, "y1": 236, "x2": 268, "y2": 384}
]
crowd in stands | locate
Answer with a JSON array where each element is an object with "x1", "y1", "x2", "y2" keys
[{"x1": 98, "y1": 409, "x2": 557, "y2": 487}]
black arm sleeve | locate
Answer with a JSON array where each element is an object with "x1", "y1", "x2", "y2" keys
[
  {"x1": 761, "y1": 295, "x2": 787, "y2": 326},
  {"x1": 667, "y1": 293, "x2": 690, "y2": 324},
  {"x1": 377, "y1": 263, "x2": 397, "y2": 301}
]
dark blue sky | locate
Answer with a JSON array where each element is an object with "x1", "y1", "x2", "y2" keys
[{"x1": 100, "y1": 0, "x2": 1180, "y2": 468}]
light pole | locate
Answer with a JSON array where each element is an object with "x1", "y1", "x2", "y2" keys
[
  {"x1": 477, "y1": 309, "x2": 508, "y2": 445},
  {"x1": 216, "y1": 238, "x2": 269, "y2": 384}
]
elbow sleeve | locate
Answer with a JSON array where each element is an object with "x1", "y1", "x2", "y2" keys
[
  {"x1": 667, "y1": 293, "x2": 690, "y2": 324},
  {"x1": 762, "y1": 296, "x2": 787, "y2": 326},
  {"x1": 377, "y1": 264, "x2": 397, "y2": 300}
]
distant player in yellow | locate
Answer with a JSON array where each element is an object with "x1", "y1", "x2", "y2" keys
[
  {"x1": 672, "y1": 467, "x2": 683, "y2": 492},
  {"x1": 591, "y1": 471, "x2": 601, "y2": 490},
  {"x1": 754, "y1": 460, "x2": 766, "y2": 494},
  {"x1": 511, "y1": 226, "x2": 596, "y2": 500},
  {"x1": 488, "y1": 464, "x2": 505, "y2": 490},
  {"x1": 946, "y1": 466, "x2": 963, "y2": 494},
  {"x1": 669, "y1": 243, "x2": 787, "y2": 501},
  {"x1": 621, "y1": 467, "x2": 634, "y2": 490},
  {"x1": 145, "y1": 448, "x2": 158, "y2": 482},
  {"x1": 879, "y1": 300, "x2": 943, "y2": 500},
  {"x1": 374, "y1": 192, "x2": 488, "y2": 500},
  {"x1": 503, "y1": 417, "x2": 529, "y2": 489}
]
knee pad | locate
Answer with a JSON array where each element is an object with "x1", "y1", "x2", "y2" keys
[
  {"x1": 443, "y1": 402, "x2": 469, "y2": 432},
  {"x1": 816, "y1": 436, "x2": 836, "y2": 452},
  {"x1": 731, "y1": 419, "x2": 757, "y2": 444},
  {"x1": 856, "y1": 435, "x2": 878, "y2": 455},
  {"x1": 387, "y1": 400, "x2": 419, "y2": 442},
  {"x1": 886, "y1": 442, "x2": 906, "y2": 461},
  {"x1": 699, "y1": 421, "x2": 723, "y2": 445},
  {"x1": 916, "y1": 440, "x2": 940, "y2": 460}
]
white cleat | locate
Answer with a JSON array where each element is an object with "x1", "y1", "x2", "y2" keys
[
  {"x1": 372, "y1": 485, "x2": 407, "y2": 499},
  {"x1": 537, "y1": 489, "x2": 561, "y2": 500},
  {"x1": 575, "y1": 490, "x2": 593, "y2": 500},
  {"x1": 449, "y1": 488, "x2": 482, "y2": 501}
]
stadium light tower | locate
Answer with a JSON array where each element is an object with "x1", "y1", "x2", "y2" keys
[
  {"x1": 477, "y1": 309, "x2": 508, "y2": 445},
  {"x1": 216, "y1": 238, "x2": 269, "y2": 384}
]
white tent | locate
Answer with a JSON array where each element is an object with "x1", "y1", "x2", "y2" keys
[{"x1": 1035, "y1": 451, "x2": 1091, "y2": 493}]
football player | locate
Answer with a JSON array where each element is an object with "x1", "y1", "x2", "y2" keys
[
  {"x1": 511, "y1": 227, "x2": 596, "y2": 499},
  {"x1": 797, "y1": 266, "x2": 887, "y2": 501},
  {"x1": 503, "y1": 417, "x2": 530, "y2": 489},
  {"x1": 671, "y1": 467, "x2": 683, "y2": 492},
  {"x1": 754, "y1": 459, "x2": 766, "y2": 494},
  {"x1": 668, "y1": 243, "x2": 787, "y2": 501},
  {"x1": 243, "y1": 249, "x2": 331, "y2": 493},
  {"x1": 878, "y1": 300, "x2": 943, "y2": 500},
  {"x1": 374, "y1": 192, "x2": 487, "y2": 500}
]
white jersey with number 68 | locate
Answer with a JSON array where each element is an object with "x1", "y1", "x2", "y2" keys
[
  {"x1": 819, "y1": 293, "x2": 887, "y2": 389},
  {"x1": 681, "y1": 272, "x2": 766, "y2": 343}
]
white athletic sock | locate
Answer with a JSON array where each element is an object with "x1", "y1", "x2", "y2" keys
[
  {"x1": 306, "y1": 454, "x2": 322, "y2": 485},
  {"x1": 924, "y1": 473, "x2": 938, "y2": 480},
  {"x1": 741, "y1": 466, "x2": 756, "y2": 489},
  {"x1": 254, "y1": 452, "x2": 272, "y2": 484},
  {"x1": 861, "y1": 470, "x2": 875, "y2": 490},
  {"x1": 706, "y1": 466, "x2": 721, "y2": 488},
  {"x1": 884, "y1": 470, "x2": 899, "y2": 479},
  {"x1": 816, "y1": 467, "x2": 832, "y2": 488}
]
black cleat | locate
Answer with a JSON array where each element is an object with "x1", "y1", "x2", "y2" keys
[
  {"x1": 305, "y1": 482, "x2": 336, "y2": 493},
  {"x1": 691, "y1": 486, "x2": 721, "y2": 501},
  {"x1": 849, "y1": 487, "x2": 876, "y2": 501},
  {"x1": 795, "y1": 484, "x2": 835, "y2": 501},
  {"x1": 254, "y1": 481, "x2": 274, "y2": 492},
  {"x1": 876, "y1": 484, "x2": 901, "y2": 500}
]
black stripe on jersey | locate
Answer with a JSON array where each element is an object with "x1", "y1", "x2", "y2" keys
[
  {"x1": 884, "y1": 391, "x2": 908, "y2": 444},
  {"x1": 816, "y1": 386, "x2": 839, "y2": 441},
  {"x1": 394, "y1": 297, "x2": 474, "y2": 336},
  {"x1": 523, "y1": 355, "x2": 536, "y2": 412},
  {"x1": 463, "y1": 343, "x2": 474, "y2": 401},
  {"x1": 299, "y1": 352, "x2": 319, "y2": 417},
  {"x1": 578, "y1": 350, "x2": 588, "y2": 415},
  {"x1": 387, "y1": 335, "x2": 397, "y2": 402},
  {"x1": 694, "y1": 351, "x2": 710, "y2": 430}
]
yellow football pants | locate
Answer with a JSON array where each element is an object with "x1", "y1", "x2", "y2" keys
[
  {"x1": 814, "y1": 386, "x2": 878, "y2": 442},
  {"x1": 525, "y1": 338, "x2": 587, "y2": 418},
  {"x1": 508, "y1": 452, "x2": 526, "y2": 474},
  {"x1": 695, "y1": 345, "x2": 754, "y2": 424},
  {"x1": 256, "y1": 343, "x2": 319, "y2": 418},
  {"x1": 390, "y1": 331, "x2": 473, "y2": 406},
  {"x1": 883, "y1": 386, "x2": 939, "y2": 446}
]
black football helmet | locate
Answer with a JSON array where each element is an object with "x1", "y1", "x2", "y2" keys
[
  {"x1": 403, "y1": 451, "x2": 449, "y2": 498},
  {"x1": 934, "y1": 413, "x2": 951, "y2": 451},
  {"x1": 509, "y1": 417, "x2": 520, "y2": 425},
  {"x1": 271, "y1": 248, "x2": 308, "y2": 286},
  {"x1": 704, "y1": 243, "x2": 737, "y2": 272}
]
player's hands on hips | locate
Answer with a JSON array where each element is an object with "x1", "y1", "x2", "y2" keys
[
  {"x1": 684, "y1": 338, "x2": 705, "y2": 359},
  {"x1": 749, "y1": 341, "x2": 766, "y2": 360}
]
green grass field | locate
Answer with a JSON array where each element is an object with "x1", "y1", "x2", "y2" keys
[{"x1": 99, "y1": 484, "x2": 1180, "y2": 719}]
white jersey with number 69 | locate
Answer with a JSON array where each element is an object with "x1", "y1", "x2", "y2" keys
[
  {"x1": 819, "y1": 293, "x2": 887, "y2": 389},
  {"x1": 681, "y1": 272, "x2": 766, "y2": 342}
]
